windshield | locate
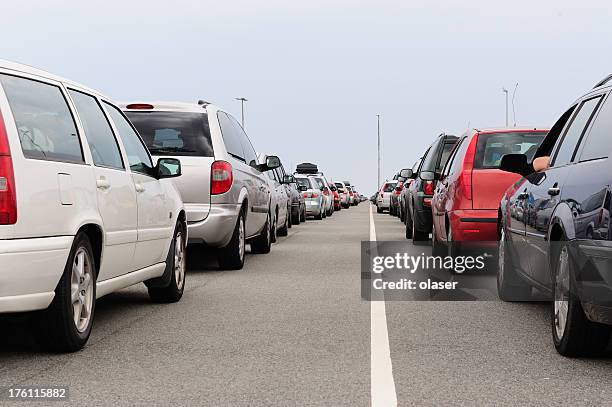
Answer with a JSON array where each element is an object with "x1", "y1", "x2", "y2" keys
[
  {"x1": 474, "y1": 132, "x2": 545, "y2": 169},
  {"x1": 125, "y1": 111, "x2": 214, "y2": 156}
]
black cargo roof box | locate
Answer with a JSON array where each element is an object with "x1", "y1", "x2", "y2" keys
[{"x1": 296, "y1": 162, "x2": 319, "y2": 174}]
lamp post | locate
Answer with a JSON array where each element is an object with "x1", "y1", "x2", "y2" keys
[
  {"x1": 502, "y1": 87, "x2": 509, "y2": 127},
  {"x1": 235, "y1": 97, "x2": 248, "y2": 128},
  {"x1": 377, "y1": 114, "x2": 381, "y2": 189}
]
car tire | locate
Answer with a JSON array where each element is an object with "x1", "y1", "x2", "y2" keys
[
  {"x1": 377, "y1": 207, "x2": 383, "y2": 214},
  {"x1": 405, "y1": 208, "x2": 413, "y2": 239},
  {"x1": 315, "y1": 210, "x2": 323, "y2": 220},
  {"x1": 497, "y1": 225, "x2": 532, "y2": 301},
  {"x1": 412, "y1": 207, "x2": 428, "y2": 242},
  {"x1": 34, "y1": 232, "x2": 96, "y2": 352},
  {"x1": 300, "y1": 206, "x2": 306, "y2": 222},
  {"x1": 551, "y1": 240, "x2": 611, "y2": 356},
  {"x1": 217, "y1": 211, "x2": 246, "y2": 270},
  {"x1": 431, "y1": 233, "x2": 445, "y2": 257},
  {"x1": 251, "y1": 212, "x2": 272, "y2": 254},
  {"x1": 148, "y1": 221, "x2": 187, "y2": 303},
  {"x1": 270, "y1": 211, "x2": 278, "y2": 243},
  {"x1": 292, "y1": 207, "x2": 300, "y2": 225},
  {"x1": 278, "y1": 209, "x2": 289, "y2": 236},
  {"x1": 287, "y1": 205, "x2": 293, "y2": 229}
]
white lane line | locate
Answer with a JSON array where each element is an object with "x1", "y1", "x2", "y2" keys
[{"x1": 370, "y1": 204, "x2": 397, "y2": 407}]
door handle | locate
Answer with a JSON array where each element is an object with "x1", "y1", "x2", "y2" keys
[
  {"x1": 135, "y1": 183, "x2": 145, "y2": 193},
  {"x1": 96, "y1": 178, "x2": 110, "y2": 190},
  {"x1": 548, "y1": 187, "x2": 560, "y2": 196}
]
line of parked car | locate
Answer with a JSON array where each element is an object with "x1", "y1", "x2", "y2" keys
[
  {"x1": 375, "y1": 74, "x2": 612, "y2": 357},
  {"x1": 0, "y1": 60, "x2": 363, "y2": 352}
]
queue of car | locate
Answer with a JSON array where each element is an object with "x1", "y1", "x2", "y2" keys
[
  {"x1": 0, "y1": 60, "x2": 358, "y2": 352},
  {"x1": 376, "y1": 74, "x2": 612, "y2": 357}
]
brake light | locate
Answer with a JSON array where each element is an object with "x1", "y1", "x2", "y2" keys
[
  {"x1": 312, "y1": 192, "x2": 319, "y2": 198},
  {"x1": 424, "y1": 181, "x2": 434, "y2": 195},
  {"x1": 461, "y1": 135, "x2": 478, "y2": 201},
  {"x1": 423, "y1": 198, "x2": 432, "y2": 206},
  {"x1": 211, "y1": 160, "x2": 233, "y2": 195},
  {"x1": 0, "y1": 111, "x2": 16, "y2": 225},
  {"x1": 323, "y1": 189, "x2": 330, "y2": 196},
  {"x1": 126, "y1": 103, "x2": 154, "y2": 110},
  {"x1": 302, "y1": 192, "x2": 310, "y2": 198}
]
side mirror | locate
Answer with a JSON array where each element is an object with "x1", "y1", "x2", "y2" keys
[
  {"x1": 156, "y1": 158, "x2": 181, "y2": 179},
  {"x1": 420, "y1": 171, "x2": 434, "y2": 181},
  {"x1": 399, "y1": 168, "x2": 413, "y2": 179},
  {"x1": 500, "y1": 154, "x2": 530, "y2": 176},
  {"x1": 282, "y1": 174, "x2": 295, "y2": 184},
  {"x1": 266, "y1": 155, "x2": 281, "y2": 170}
]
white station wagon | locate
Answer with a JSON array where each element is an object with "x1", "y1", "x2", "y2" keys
[{"x1": 0, "y1": 60, "x2": 186, "y2": 352}]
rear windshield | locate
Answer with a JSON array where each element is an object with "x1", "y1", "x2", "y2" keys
[
  {"x1": 296, "y1": 177, "x2": 311, "y2": 189},
  {"x1": 382, "y1": 182, "x2": 397, "y2": 192},
  {"x1": 125, "y1": 111, "x2": 214, "y2": 157},
  {"x1": 474, "y1": 132, "x2": 545, "y2": 169}
]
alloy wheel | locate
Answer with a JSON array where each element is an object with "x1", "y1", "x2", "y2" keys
[
  {"x1": 554, "y1": 246, "x2": 570, "y2": 340},
  {"x1": 71, "y1": 247, "x2": 94, "y2": 333},
  {"x1": 174, "y1": 230, "x2": 186, "y2": 290}
]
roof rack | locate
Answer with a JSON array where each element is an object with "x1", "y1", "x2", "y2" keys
[{"x1": 593, "y1": 74, "x2": 612, "y2": 89}]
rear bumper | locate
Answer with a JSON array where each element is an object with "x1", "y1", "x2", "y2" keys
[
  {"x1": 449, "y1": 209, "x2": 498, "y2": 241},
  {"x1": 187, "y1": 203, "x2": 241, "y2": 247},
  {"x1": 377, "y1": 197, "x2": 390, "y2": 209},
  {"x1": 0, "y1": 236, "x2": 73, "y2": 313},
  {"x1": 305, "y1": 200, "x2": 322, "y2": 215}
]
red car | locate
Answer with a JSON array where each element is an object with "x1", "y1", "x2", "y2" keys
[{"x1": 431, "y1": 128, "x2": 547, "y2": 254}]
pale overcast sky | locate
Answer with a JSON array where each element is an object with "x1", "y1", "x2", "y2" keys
[{"x1": 0, "y1": 0, "x2": 610, "y2": 193}]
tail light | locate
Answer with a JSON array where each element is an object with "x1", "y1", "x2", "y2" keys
[
  {"x1": 211, "y1": 160, "x2": 233, "y2": 195},
  {"x1": 461, "y1": 136, "x2": 478, "y2": 201},
  {"x1": 323, "y1": 188, "x2": 330, "y2": 196},
  {"x1": 125, "y1": 103, "x2": 154, "y2": 110},
  {"x1": 0, "y1": 111, "x2": 16, "y2": 225},
  {"x1": 424, "y1": 181, "x2": 434, "y2": 195},
  {"x1": 302, "y1": 192, "x2": 310, "y2": 198},
  {"x1": 311, "y1": 192, "x2": 319, "y2": 198}
]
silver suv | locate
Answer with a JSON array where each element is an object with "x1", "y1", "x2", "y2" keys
[{"x1": 122, "y1": 101, "x2": 280, "y2": 270}]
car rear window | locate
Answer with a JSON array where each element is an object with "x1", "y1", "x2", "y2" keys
[
  {"x1": 474, "y1": 132, "x2": 545, "y2": 169},
  {"x1": 125, "y1": 111, "x2": 213, "y2": 157},
  {"x1": 382, "y1": 182, "x2": 396, "y2": 192},
  {"x1": 296, "y1": 177, "x2": 311, "y2": 189}
]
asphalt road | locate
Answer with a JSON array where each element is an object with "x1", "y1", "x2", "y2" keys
[{"x1": 2, "y1": 203, "x2": 612, "y2": 406}]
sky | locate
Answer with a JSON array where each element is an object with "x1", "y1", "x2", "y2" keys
[{"x1": 1, "y1": 0, "x2": 611, "y2": 194}]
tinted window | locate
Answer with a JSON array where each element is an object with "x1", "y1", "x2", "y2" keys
[
  {"x1": 474, "y1": 132, "x2": 545, "y2": 169},
  {"x1": 69, "y1": 90, "x2": 124, "y2": 170},
  {"x1": 230, "y1": 116, "x2": 258, "y2": 167},
  {"x1": 579, "y1": 93, "x2": 612, "y2": 161},
  {"x1": 218, "y1": 112, "x2": 244, "y2": 160},
  {"x1": 420, "y1": 138, "x2": 456, "y2": 173},
  {"x1": 0, "y1": 74, "x2": 83, "y2": 163},
  {"x1": 438, "y1": 141, "x2": 456, "y2": 172},
  {"x1": 382, "y1": 182, "x2": 396, "y2": 192},
  {"x1": 296, "y1": 177, "x2": 311, "y2": 189},
  {"x1": 125, "y1": 111, "x2": 213, "y2": 157},
  {"x1": 443, "y1": 138, "x2": 464, "y2": 177},
  {"x1": 105, "y1": 103, "x2": 154, "y2": 176},
  {"x1": 553, "y1": 96, "x2": 603, "y2": 166}
]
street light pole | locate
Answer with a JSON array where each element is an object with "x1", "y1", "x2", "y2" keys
[
  {"x1": 377, "y1": 114, "x2": 381, "y2": 189},
  {"x1": 502, "y1": 87, "x2": 509, "y2": 127},
  {"x1": 235, "y1": 97, "x2": 248, "y2": 128}
]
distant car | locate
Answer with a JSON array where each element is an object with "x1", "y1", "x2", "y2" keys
[
  {"x1": 295, "y1": 174, "x2": 324, "y2": 220},
  {"x1": 376, "y1": 181, "x2": 398, "y2": 213},
  {"x1": 389, "y1": 180, "x2": 403, "y2": 216},
  {"x1": 431, "y1": 128, "x2": 546, "y2": 256},
  {"x1": 343, "y1": 181, "x2": 356, "y2": 205},
  {"x1": 123, "y1": 101, "x2": 281, "y2": 271},
  {"x1": 328, "y1": 181, "x2": 342, "y2": 211},
  {"x1": 335, "y1": 182, "x2": 350, "y2": 208},
  {"x1": 308, "y1": 175, "x2": 333, "y2": 217},
  {"x1": 258, "y1": 153, "x2": 290, "y2": 242},
  {"x1": 279, "y1": 169, "x2": 305, "y2": 225},
  {"x1": 399, "y1": 159, "x2": 422, "y2": 223},
  {"x1": 405, "y1": 133, "x2": 458, "y2": 241}
]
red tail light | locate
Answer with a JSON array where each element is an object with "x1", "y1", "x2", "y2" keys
[
  {"x1": 312, "y1": 192, "x2": 319, "y2": 198},
  {"x1": 424, "y1": 181, "x2": 434, "y2": 195},
  {"x1": 302, "y1": 192, "x2": 310, "y2": 198},
  {"x1": 126, "y1": 103, "x2": 154, "y2": 110},
  {"x1": 211, "y1": 160, "x2": 233, "y2": 195},
  {"x1": 0, "y1": 111, "x2": 16, "y2": 225},
  {"x1": 323, "y1": 189, "x2": 330, "y2": 196},
  {"x1": 461, "y1": 136, "x2": 478, "y2": 201}
]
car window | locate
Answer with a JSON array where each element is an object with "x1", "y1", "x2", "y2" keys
[
  {"x1": 442, "y1": 138, "x2": 464, "y2": 177},
  {"x1": 125, "y1": 111, "x2": 213, "y2": 157},
  {"x1": 552, "y1": 96, "x2": 603, "y2": 167},
  {"x1": 217, "y1": 112, "x2": 245, "y2": 161},
  {"x1": 0, "y1": 74, "x2": 83, "y2": 164},
  {"x1": 438, "y1": 141, "x2": 457, "y2": 172},
  {"x1": 420, "y1": 142, "x2": 440, "y2": 173},
  {"x1": 382, "y1": 183, "x2": 396, "y2": 192},
  {"x1": 579, "y1": 93, "x2": 612, "y2": 161},
  {"x1": 230, "y1": 115, "x2": 258, "y2": 167},
  {"x1": 69, "y1": 89, "x2": 124, "y2": 170},
  {"x1": 104, "y1": 102, "x2": 154, "y2": 176},
  {"x1": 474, "y1": 132, "x2": 545, "y2": 169},
  {"x1": 296, "y1": 177, "x2": 311, "y2": 189}
]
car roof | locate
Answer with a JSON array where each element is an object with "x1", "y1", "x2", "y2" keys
[
  {"x1": 468, "y1": 127, "x2": 549, "y2": 134},
  {"x1": 0, "y1": 59, "x2": 111, "y2": 100},
  {"x1": 120, "y1": 101, "x2": 218, "y2": 114}
]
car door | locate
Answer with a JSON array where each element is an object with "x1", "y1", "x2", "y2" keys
[
  {"x1": 67, "y1": 89, "x2": 138, "y2": 280},
  {"x1": 525, "y1": 95, "x2": 604, "y2": 285},
  {"x1": 105, "y1": 103, "x2": 173, "y2": 271},
  {"x1": 433, "y1": 137, "x2": 465, "y2": 241}
]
